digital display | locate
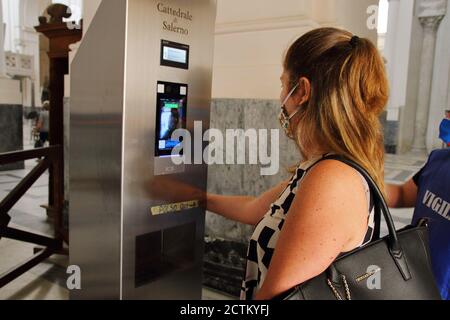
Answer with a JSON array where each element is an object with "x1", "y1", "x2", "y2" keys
[
  {"x1": 158, "y1": 98, "x2": 185, "y2": 152},
  {"x1": 160, "y1": 40, "x2": 190, "y2": 69},
  {"x1": 163, "y1": 46, "x2": 187, "y2": 65},
  {"x1": 155, "y1": 81, "x2": 188, "y2": 157}
]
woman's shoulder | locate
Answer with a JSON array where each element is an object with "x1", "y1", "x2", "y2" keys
[
  {"x1": 288, "y1": 158, "x2": 372, "y2": 252},
  {"x1": 301, "y1": 158, "x2": 367, "y2": 196}
]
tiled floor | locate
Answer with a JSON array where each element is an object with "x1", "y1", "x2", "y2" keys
[
  {"x1": 385, "y1": 153, "x2": 427, "y2": 185},
  {"x1": 382, "y1": 152, "x2": 427, "y2": 236},
  {"x1": 0, "y1": 121, "x2": 425, "y2": 300},
  {"x1": 0, "y1": 238, "x2": 69, "y2": 300}
]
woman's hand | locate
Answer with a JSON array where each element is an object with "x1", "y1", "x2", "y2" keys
[{"x1": 144, "y1": 175, "x2": 207, "y2": 208}]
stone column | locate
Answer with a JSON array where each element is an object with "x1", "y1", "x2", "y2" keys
[
  {"x1": 448, "y1": 68, "x2": 450, "y2": 111},
  {"x1": 412, "y1": 0, "x2": 447, "y2": 153},
  {"x1": 0, "y1": 1, "x2": 25, "y2": 171},
  {"x1": 0, "y1": 0, "x2": 7, "y2": 78},
  {"x1": 383, "y1": 0, "x2": 401, "y2": 154},
  {"x1": 447, "y1": 65, "x2": 450, "y2": 111},
  {"x1": 385, "y1": 0, "x2": 400, "y2": 76}
]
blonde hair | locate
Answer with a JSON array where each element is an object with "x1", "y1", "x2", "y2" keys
[{"x1": 284, "y1": 27, "x2": 389, "y2": 194}]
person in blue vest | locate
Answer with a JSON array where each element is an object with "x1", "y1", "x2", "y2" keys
[
  {"x1": 387, "y1": 148, "x2": 450, "y2": 300},
  {"x1": 440, "y1": 113, "x2": 450, "y2": 147}
]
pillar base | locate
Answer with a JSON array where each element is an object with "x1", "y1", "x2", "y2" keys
[
  {"x1": 0, "y1": 78, "x2": 22, "y2": 105},
  {"x1": 0, "y1": 78, "x2": 24, "y2": 171},
  {"x1": 408, "y1": 148, "x2": 428, "y2": 158},
  {"x1": 0, "y1": 104, "x2": 24, "y2": 171}
]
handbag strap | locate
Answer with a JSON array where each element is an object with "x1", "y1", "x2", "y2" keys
[
  {"x1": 309, "y1": 154, "x2": 411, "y2": 281},
  {"x1": 373, "y1": 197, "x2": 382, "y2": 241}
]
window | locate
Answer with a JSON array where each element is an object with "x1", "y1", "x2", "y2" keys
[
  {"x1": 378, "y1": 0, "x2": 389, "y2": 34},
  {"x1": 377, "y1": 0, "x2": 389, "y2": 51},
  {"x1": 2, "y1": 0, "x2": 20, "y2": 52}
]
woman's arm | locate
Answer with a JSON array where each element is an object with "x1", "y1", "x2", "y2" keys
[
  {"x1": 207, "y1": 180, "x2": 289, "y2": 226},
  {"x1": 144, "y1": 173, "x2": 289, "y2": 226},
  {"x1": 255, "y1": 160, "x2": 370, "y2": 300},
  {"x1": 386, "y1": 179, "x2": 418, "y2": 208}
]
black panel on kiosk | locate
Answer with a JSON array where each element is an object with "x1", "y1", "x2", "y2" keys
[
  {"x1": 160, "y1": 40, "x2": 190, "y2": 70},
  {"x1": 155, "y1": 81, "x2": 188, "y2": 157}
]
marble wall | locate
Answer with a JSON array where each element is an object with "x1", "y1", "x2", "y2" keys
[
  {"x1": 380, "y1": 111, "x2": 399, "y2": 154},
  {"x1": 0, "y1": 105, "x2": 24, "y2": 171},
  {"x1": 204, "y1": 98, "x2": 300, "y2": 296}
]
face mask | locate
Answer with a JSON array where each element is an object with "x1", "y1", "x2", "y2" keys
[{"x1": 278, "y1": 83, "x2": 301, "y2": 138}]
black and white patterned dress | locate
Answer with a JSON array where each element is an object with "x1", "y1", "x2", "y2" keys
[{"x1": 240, "y1": 154, "x2": 375, "y2": 300}]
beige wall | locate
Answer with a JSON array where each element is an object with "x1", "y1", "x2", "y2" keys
[
  {"x1": 212, "y1": 0, "x2": 378, "y2": 99},
  {"x1": 334, "y1": 0, "x2": 379, "y2": 40},
  {"x1": 82, "y1": 0, "x2": 102, "y2": 36},
  {"x1": 77, "y1": 0, "x2": 379, "y2": 100}
]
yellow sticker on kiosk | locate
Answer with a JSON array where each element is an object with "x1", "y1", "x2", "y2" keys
[{"x1": 151, "y1": 200, "x2": 200, "y2": 216}]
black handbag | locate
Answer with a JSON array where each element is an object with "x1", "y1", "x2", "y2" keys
[{"x1": 276, "y1": 155, "x2": 442, "y2": 300}]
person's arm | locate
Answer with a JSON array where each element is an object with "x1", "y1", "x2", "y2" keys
[
  {"x1": 255, "y1": 160, "x2": 370, "y2": 300},
  {"x1": 207, "y1": 180, "x2": 289, "y2": 226},
  {"x1": 386, "y1": 179, "x2": 418, "y2": 208},
  {"x1": 144, "y1": 173, "x2": 289, "y2": 226}
]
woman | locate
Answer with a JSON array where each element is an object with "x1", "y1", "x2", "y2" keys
[{"x1": 207, "y1": 28, "x2": 389, "y2": 300}]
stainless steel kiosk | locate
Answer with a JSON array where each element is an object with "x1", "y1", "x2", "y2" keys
[{"x1": 70, "y1": 0, "x2": 216, "y2": 299}]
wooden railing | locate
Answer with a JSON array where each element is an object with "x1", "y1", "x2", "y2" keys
[
  {"x1": 0, "y1": 146, "x2": 66, "y2": 288},
  {"x1": 0, "y1": 3, "x2": 80, "y2": 290}
]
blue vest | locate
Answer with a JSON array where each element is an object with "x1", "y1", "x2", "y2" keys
[
  {"x1": 440, "y1": 119, "x2": 450, "y2": 145},
  {"x1": 412, "y1": 149, "x2": 450, "y2": 300}
]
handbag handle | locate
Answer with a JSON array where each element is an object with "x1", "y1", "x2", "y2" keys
[{"x1": 320, "y1": 155, "x2": 412, "y2": 281}]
